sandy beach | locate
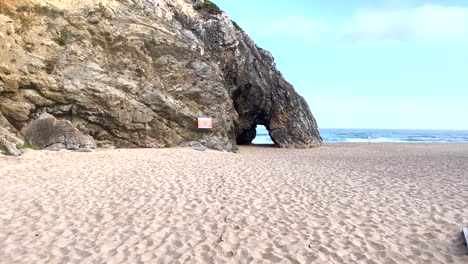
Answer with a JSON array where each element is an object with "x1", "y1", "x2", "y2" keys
[{"x1": 1, "y1": 143, "x2": 467, "y2": 263}]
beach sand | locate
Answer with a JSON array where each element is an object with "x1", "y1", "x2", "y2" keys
[{"x1": 0, "y1": 143, "x2": 467, "y2": 263}]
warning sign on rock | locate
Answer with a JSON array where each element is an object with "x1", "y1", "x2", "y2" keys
[{"x1": 198, "y1": 118, "x2": 212, "y2": 129}]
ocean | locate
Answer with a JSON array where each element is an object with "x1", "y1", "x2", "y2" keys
[{"x1": 253, "y1": 126, "x2": 468, "y2": 144}]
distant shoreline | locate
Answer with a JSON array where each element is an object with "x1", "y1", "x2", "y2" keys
[{"x1": 254, "y1": 127, "x2": 468, "y2": 144}]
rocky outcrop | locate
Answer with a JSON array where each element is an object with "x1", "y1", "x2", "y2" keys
[
  {"x1": 0, "y1": 109, "x2": 24, "y2": 156},
  {"x1": 21, "y1": 113, "x2": 96, "y2": 151},
  {"x1": 0, "y1": 0, "x2": 322, "y2": 153},
  {"x1": 185, "y1": 5, "x2": 322, "y2": 148},
  {"x1": 178, "y1": 141, "x2": 207, "y2": 151},
  {"x1": 0, "y1": 126, "x2": 24, "y2": 156}
]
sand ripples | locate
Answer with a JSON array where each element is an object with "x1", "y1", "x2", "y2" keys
[{"x1": 1, "y1": 144, "x2": 467, "y2": 263}]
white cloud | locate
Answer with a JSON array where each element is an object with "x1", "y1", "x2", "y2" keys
[
  {"x1": 237, "y1": 15, "x2": 329, "y2": 42},
  {"x1": 234, "y1": 4, "x2": 468, "y2": 43},
  {"x1": 342, "y1": 4, "x2": 468, "y2": 41},
  {"x1": 412, "y1": 5, "x2": 468, "y2": 39}
]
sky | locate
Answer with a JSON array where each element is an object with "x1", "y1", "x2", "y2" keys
[{"x1": 213, "y1": 0, "x2": 468, "y2": 130}]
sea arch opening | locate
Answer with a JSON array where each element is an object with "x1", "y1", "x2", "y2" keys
[
  {"x1": 252, "y1": 125, "x2": 274, "y2": 145},
  {"x1": 236, "y1": 124, "x2": 274, "y2": 146}
]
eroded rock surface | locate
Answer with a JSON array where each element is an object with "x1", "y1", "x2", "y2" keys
[
  {"x1": 0, "y1": 126, "x2": 24, "y2": 156},
  {"x1": 21, "y1": 113, "x2": 96, "y2": 151},
  {"x1": 0, "y1": 110, "x2": 24, "y2": 156},
  {"x1": 0, "y1": 0, "x2": 322, "y2": 153},
  {"x1": 189, "y1": 9, "x2": 322, "y2": 148}
]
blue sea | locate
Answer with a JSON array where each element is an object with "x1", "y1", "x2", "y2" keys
[{"x1": 253, "y1": 126, "x2": 468, "y2": 144}]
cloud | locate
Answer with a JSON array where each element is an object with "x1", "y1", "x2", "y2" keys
[
  {"x1": 413, "y1": 5, "x2": 468, "y2": 39},
  {"x1": 342, "y1": 5, "x2": 468, "y2": 41},
  {"x1": 234, "y1": 4, "x2": 468, "y2": 43},
  {"x1": 237, "y1": 15, "x2": 329, "y2": 42}
]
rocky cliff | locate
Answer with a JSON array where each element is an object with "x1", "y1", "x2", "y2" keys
[{"x1": 0, "y1": 0, "x2": 322, "y2": 155}]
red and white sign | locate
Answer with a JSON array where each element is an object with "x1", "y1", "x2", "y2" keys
[{"x1": 198, "y1": 118, "x2": 212, "y2": 129}]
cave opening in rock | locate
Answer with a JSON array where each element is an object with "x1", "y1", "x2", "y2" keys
[{"x1": 252, "y1": 125, "x2": 274, "y2": 145}]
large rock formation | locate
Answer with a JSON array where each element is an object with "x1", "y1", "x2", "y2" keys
[{"x1": 0, "y1": 0, "x2": 322, "y2": 153}]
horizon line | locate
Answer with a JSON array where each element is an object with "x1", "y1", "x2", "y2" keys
[{"x1": 318, "y1": 127, "x2": 468, "y2": 131}]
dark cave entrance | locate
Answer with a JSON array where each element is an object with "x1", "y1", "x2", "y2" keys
[{"x1": 232, "y1": 86, "x2": 275, "y2": 146}]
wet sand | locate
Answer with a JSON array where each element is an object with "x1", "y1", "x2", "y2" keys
[{"x1": 1, "y1": 143, "x2": 467, "y2": 263}]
